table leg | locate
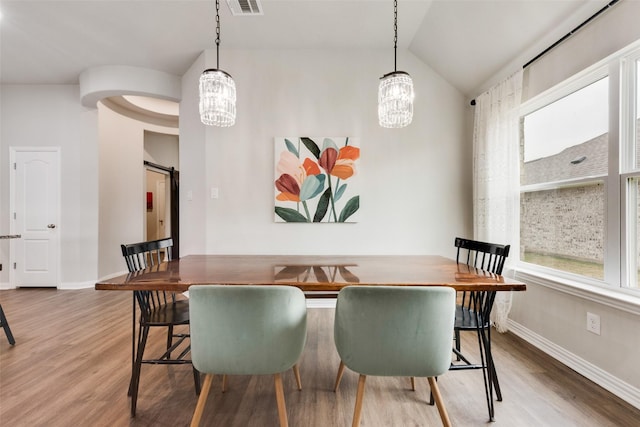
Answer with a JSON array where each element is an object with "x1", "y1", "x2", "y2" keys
[
  {"x1": 128, "y1": 293, "x2": 136, "y2": 396},
  {"x1": 478, "y1": 291, "x2": 498, "y2": 421}
]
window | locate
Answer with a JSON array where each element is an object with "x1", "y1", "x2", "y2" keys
[
  {"x1": 521, "y1": 78, "x2": 608, "y2": 281},
  {"x1": 519, "y1": 42, "x2": 640, "y2": 293},
  {"x1": 625, "y1": 59, "x2": 640, "y2": 289}
]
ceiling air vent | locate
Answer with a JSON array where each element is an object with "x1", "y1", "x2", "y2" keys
[{"x1": 226, "y1": 0, "x2": 263, "y2": 16}]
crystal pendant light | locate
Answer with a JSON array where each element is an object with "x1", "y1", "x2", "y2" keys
[
  {"x1": 378, "y1": 0, "x2": 414, "y2": 128},
  {"x1": 199, "y1": 0, "x2": 236, "y2": 127}
]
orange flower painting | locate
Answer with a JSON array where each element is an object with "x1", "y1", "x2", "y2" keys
[{"x1": 274, "y1": 137, "x2": 360, "y2": 223}]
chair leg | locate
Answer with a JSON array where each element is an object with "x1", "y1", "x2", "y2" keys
[
  {"x1": 352, "y1": 374, "x2": 367, "y2": 427},
  {"x1": 491, "y1": 361, "x2": 502, "y2": 401},
  {"x1": 475, "y1": 326, "x2": 494, "y2": 421},
  {"x1": 454, "y1": 330, "x2": 461, "y2": 361},
  {"x1": 333, "y1": 361, "x2": 346, "y2": 392},
  {"x1": 129, "y1": 316, "x2": 146, "y2": 397},
  {"x1": 274, "y1": 373, "x2": 289, "y2": 427},
  {"x1": 428, "y1": 377, "x2": 451, "y2": 427},
  {"x1": 193, "y1": 367, "x2": 201, "y2": 395},
  {"x1": 410, "y1": 377, "x2": 416, "y2": 391},
  {"x1": 130, "y1": 324, "x2": 150, "y2": 417},
  {"x1": 166, "y1": 324, "x2": 174, "y2": 359},
  {"x1": 428, "y1": 377, "x2": 437, "y2": 406},
  {"x1": 221, "y1": 374, "x2": 227, "y2": 392},
  {"x1": 486, "y1": 326, "x2": 503, "y2": 401},
  {"x1": 293, "y1": 364, "x2": 302, "y2": 390},
  {"x1": 0, "y1": 305, "x2": 15, "y2": 345},
  {"x1": 190, "y1": 374, "x2": 214, "y2": 427},
  {"x1": 129, "y1": 295, "x2": 136, "y2": 396}
]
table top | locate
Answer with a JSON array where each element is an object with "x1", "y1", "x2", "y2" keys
[{"x1": 95, "y1": 255, "x2": 526, "y2": 293}]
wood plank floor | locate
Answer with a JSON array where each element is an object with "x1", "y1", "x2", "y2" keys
[{"x1": 1, "y1": 288, "x2": 639, "y2": 426}]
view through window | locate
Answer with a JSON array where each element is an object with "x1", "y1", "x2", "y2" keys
[
  {"x1": 520, "y1": 47, "x2": 640, "y2": 291},
  {"x1": 521, "y1": 78, "x2": 608, "y2": 280}
]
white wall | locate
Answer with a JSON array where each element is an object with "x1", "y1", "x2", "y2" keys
[
  {"x1": 1, "y1": 48, "x2": 472, "y2": 286},
  {"x1": 97, "y1": 104, "x2": 178, "y2": 278},
  {"x1": 179, "y1": 52, "x2": 209, "y2": 256},
  {"x1": 524, "y1": 0, "x2": 640, "y2": 101},
  {"x1": 0, "y1": 85, "x2": 99, "y2": 288},
  {"x1": 144, "y1": 131, "x2": 179, "y2": 167},
  {"x1": 180, "y1": 48, "x2": 471, "y2": 256}
]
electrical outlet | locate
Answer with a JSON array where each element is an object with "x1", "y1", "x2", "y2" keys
[{"x1": 586, "y1": 312, "x2": 601, "y2": 335}]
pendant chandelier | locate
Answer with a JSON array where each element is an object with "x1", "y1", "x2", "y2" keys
[
  {"x1": 199, "y1": 0, "x2": 236, "y2": 127},
  {"x1": 378, "y1": 0, "x2": 414, "y2": 128}
]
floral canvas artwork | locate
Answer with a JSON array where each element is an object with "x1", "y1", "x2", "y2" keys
[{"x1": 274, "y1": 137, "x2": 360, "y2": 223}]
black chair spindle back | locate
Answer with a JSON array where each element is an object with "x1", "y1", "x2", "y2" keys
[{"x1": 122, "y1": 238, "x2": 175, "y2": 314}]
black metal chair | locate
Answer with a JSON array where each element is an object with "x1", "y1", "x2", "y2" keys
[
  {"x1": 0, "y1": 304, "x2": 16, "y2": 345},
  {"x1": 121, "y1": 238, "x2": 200, "y2": 417},
  {"x1": 450, "y1": 237, "x2": 510, "y2": 420}
]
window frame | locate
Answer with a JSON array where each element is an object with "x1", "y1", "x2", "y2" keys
[{"x1": 517, "y1": 40, "x2": 640, "y2": 296}]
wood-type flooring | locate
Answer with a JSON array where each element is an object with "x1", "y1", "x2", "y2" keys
[{"x1": 1, "y1": 288, "x2": 638, "y2": 426}]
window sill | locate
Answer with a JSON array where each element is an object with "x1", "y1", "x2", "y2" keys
[{"x1": 512, "y1": 267, "x2": 640, "y2": 315}]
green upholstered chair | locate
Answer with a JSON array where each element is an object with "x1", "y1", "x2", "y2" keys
[
  {"x1": 333, "y1": 286, "x2": 456, "y2": 427},
  {"x1": 188, "y1": 285, "x2": 307, "y2": 427}
]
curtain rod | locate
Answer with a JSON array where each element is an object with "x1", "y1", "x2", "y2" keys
[{"x1": 470, "y1": 0, "x2": 620, "y2": 106}]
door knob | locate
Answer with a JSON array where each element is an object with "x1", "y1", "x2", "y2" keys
[{"x1": 47, "y1": 224, "x2": 56, "y2": 229}]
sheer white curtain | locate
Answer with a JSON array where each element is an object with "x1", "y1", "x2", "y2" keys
[{"x1": 473, "y1": 70, "x2": 523, "y2": 333}]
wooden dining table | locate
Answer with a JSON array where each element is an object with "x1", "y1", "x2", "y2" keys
[
  {"x1": 96, "y1": 254, "x2": 526, "y2": 421},
  {"x1": 95, "y1": 254, "x2": 525, "y2": 292}
]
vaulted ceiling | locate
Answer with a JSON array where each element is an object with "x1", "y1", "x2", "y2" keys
[{"x1": 0, "y1": 0, "x2": 614, "y2": 98}]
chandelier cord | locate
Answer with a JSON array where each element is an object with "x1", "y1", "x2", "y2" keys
[
  {"x1": 393, "y1": 0, "x2": 397, "y2": 72},
  {"x1": 215, "y1": 0, "x2": 221, "y2": 69}
]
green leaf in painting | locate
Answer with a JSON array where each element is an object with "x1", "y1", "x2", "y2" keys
[
  {"x1": 299, "y1": 174, "x2": 326, "y2": 201},
  {"x1": 338, "y1": 195, "x2": 359, "y2": 222},
  {"x1": 275, "y1": 207, "x2": 308, "y2": 222},
  {"x1": 334, "y1": 183, "x2": 347, "y2": 202},
  {"x1": 313, "y1": 188, "x2": 331, "y2": 222},
  {"x1": 284, "y1": 138, "x2": 299, "y2": 158},
  {"x1": 300, "y1": 137, "x2": 321, "y2": 159}
]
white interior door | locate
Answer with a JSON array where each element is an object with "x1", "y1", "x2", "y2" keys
[
  {"x1": 11, "y1": 148, "x2": 60, "y2": 287},
  {"x1": 145, "y1": 168, "x2": 171, "y2": 241}
]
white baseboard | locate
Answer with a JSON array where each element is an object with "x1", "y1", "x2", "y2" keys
[
  {"x1": 58, "y1": 281, "x2": 95, "y2": 290},
  {"x1": 508, "y1": 319, "x2": 640, "y2": 410},
  {"x1": 1, "y1": 281, "x2": 99, "y2": 290},
  {"x1": 306, "y1": 298, "x2": 336, "y2": 309},
  {"x1": 0, "y1": 282, "x2": 15, "y2": 290}
]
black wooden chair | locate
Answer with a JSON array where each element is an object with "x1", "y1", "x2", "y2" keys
[
  {"x1": 450, "y1": 236, "x2": 510, "y2": 420},
  {"x1": 121, "y1": 238, "x2": 200, "y2": 417},
  {"x1": 0, "y1": 304, "x2": 15, "y2": 345}
]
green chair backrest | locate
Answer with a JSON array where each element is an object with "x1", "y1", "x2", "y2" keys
[
  {"x1": 189, "y1": 285, "x2": 307, "y2": 375},
  {"x1": 334, "y1": 285, "x2": 455, "y2": 378}
]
